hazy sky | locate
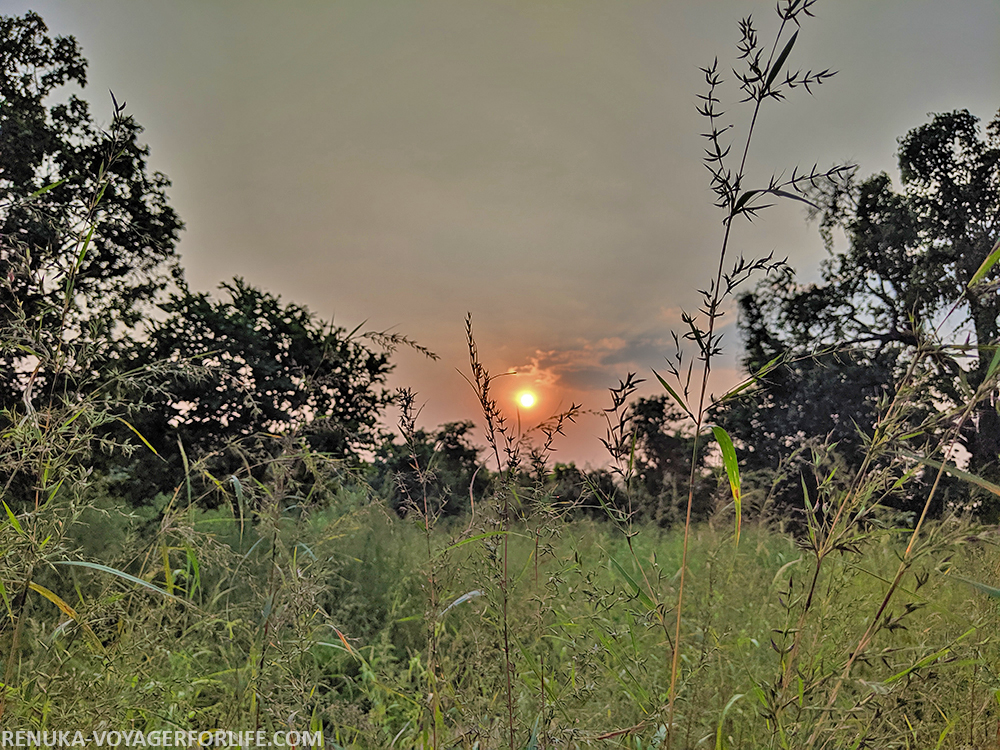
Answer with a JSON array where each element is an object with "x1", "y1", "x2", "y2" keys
[{"x1": 11, "y1": 1, "x2": 999, "y2": 465}]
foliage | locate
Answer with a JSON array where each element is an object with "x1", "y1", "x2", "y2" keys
[
  {"x1": 372, "y1": 418, "x2": 487, "y2": 517},
  {"x1": 112, "y1": 278, "x2": 394, "y2": 502},
  {"x1": 6, "y1": 4, "x2": 1000, "y2": 750},
  {"x1": 720, "y1": 108, "x2": 1000, "y2": 515},
  {"x1": 0, "y1": 11, "x2": 182, "y2": 410}
]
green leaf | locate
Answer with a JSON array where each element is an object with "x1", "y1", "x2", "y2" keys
[
  {"x1": 904, "y1": 452, "x2": 1000, "y2": 497},
  {"x1": 28, "y1": 177, "x2": 67, "y2": 199},
  {"x1": 653, "y1": 369, "x2": 692, "y2": 418},
  {"x1": 118, "y1": 418, "x2": 159, "y2": 457},
  {"x1": 953, "y1": 575, "x2": 1000, "y2": 599},
  {"x1": 54, "y1": 560, "x2": 180, "y2": 600},
  {"x1": 3, "y1": 500, "x2": 24, "y2": 536},
  {"x1": 0, "y1": 577, "x2": 11, "y2": 622},
  {"x1": 711, "y1": 426, "x2": 742, "y2": 545},
  {"x1": 985, "y1": 345, "x2": 1000, "y2": 381},
  {"x1": 29, "y1": 581, "x2": 107, "y2": 654},
  {"x1": 608, "y1": 556, "x2": 656, "y2": 612},
  {"x1": 766, "y1": 30, "x2": 798, "y2": 91},
  {"x1": 969, "y1": 236, "x2": 1000, "y2": 288},
  {"x1": 716, "y1": 693, "x2": 744, "y2": 750}
]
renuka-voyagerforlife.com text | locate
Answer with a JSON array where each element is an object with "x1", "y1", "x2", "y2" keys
[{"x1": 0, "y1": 731, "x2": 324, "y2": 748}]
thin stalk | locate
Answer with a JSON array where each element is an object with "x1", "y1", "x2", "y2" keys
[{"x1": 666, "y1": 16, "x2": 792, "y2": 744}]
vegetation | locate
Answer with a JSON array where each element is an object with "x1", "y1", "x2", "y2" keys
[{"x1": 1, "y1": 4, "x2": 999, "y2": 750}]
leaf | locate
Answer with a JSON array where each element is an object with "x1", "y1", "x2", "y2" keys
[
  {"x1": 765, "y1": 30, "x2": 798, "y2": 91},
  {"x1": 953, "y1": 575, "x2": 1000, "y2": 599},
  {"x1": 609, "y1": 556, "x2": 656, "y2": 612},
  {"x1": 653, "y1": 369, "x2": 692, "y2": 418},
  {"x1": 0, "y1": 577, "x2": 11, "y2": 622},
  {"x1": 903, "y1": 452, "x2": 1000, "y2": 497},
  {"x1": 969, "y1": 236, "x2": 1000, "y2": 288},
  {"x1": 439, "y1": 590, "x2": 483, "y2": 618},
  {"x1": 733, "y1": 189, "x2": 760, "y2": 214},
  {"x1": 986, "y1": 345, "x2": 1000, "y2": 381},
  {"x1": 28, "y1": 177, "x2": 67, "y2": 199},
  {"x1": 882, "y1": 627, "x2": 975, "y2": 684},
  {"x1": 118, "y1": 418, "x2": 159, "y2": 457},
  {"x1": 28, "y1": 582, "x2": 106, "y2": 654},
  {"x1": 718, "y1": 354, "x2": 784, "y2": 403},
  {"x1": 161, "y1": 544, "x2": 175, "y2": 596},
  {"x1": 3, "y1": 500, "x2": 25, "y2": 536},
  {"x1": 711, "y1": 426, "x2": 742, "y2": 545},
  {"x1": 438, "y1": 530, "x2": 512, "y2": 556},
  {"x1": 716, "y1": 693, "x2": 744, "y2": 750},
  {"x1": 54, "y1": 560, "x2": 180, "y2": 600}
]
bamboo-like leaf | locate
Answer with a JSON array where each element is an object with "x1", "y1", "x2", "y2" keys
[
  {"x1": 719, "y1": 354, "x2": 784, "y2": 402},
  {"x1": 953, "y1": 575, "x2": 1000, "y2": 599},
  {"x1": 3, "y1": 500, "x2": 25, "y2": 536},
  {"x1": 765, "y1": 30, "x2": 798, "y2": 91},
  {"x1": 905, "y1": 452, "x2": 1000, "y2": 496},
  {"x1": 438, "y1": 530, "x2": 512, "y2": 556},
  {"x1": 28, "y1": 177, "x2": 67, "y2": 199},
  {"x1": 653, "y1": 369, "x2": 693, "y2": 418},
  {"x1": 733, "y1": 189, "x2": 759, "y2": 213},
  {"x1": 231, "y1": 475, "x2": 246, "y2": 542},
  {"x1": 177, "y1": 436, "x2": 192, "y2": 505},
  {"x1": 716, "y1": 693, "x2": 745, "y2": 750},
  {"x1": 118, "y1": 418, "x2": 159, "y2": 456},
  {"x1": 0, "y1": 577, "x2": 11, "y2": 622},
  {"x1": 711, "y1": 426, "x2": 742, "y2": 545},
  {"x1": 882, "y1": 627, "x2": 974, "y2": 685},
  {"x1": 160, "y1": 544, "x2": 174, "y2": 596},
  {"x1": 609, "y1": 556, "x2": 656, "y2": 612},
  {"x1": 28, "y1": 582, "x2": 106, "y2": 654},
  {"x1": 54, "y1": 560, "x2": 180, "y2": 600},
  {"x1": 986, "y1": 345, "x2": 1000, "y2": 381},
  {"x1": 439, "y1": 590, "x2": 483, "y2": 618},
  {"x1": 969, "y1": 236, "x2": 1000, "y2": 288}
]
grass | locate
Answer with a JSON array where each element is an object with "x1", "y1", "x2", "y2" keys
[
  {"x1": 3, "y1": 1, "x2": 1000, "y2": 748},
  {"x1": 4, "y1": 497, "x2": 998, "y2": 748}
]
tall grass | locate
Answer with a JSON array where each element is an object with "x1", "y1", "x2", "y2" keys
[{"x1": 3, "y1": 2, "x2": 1000, "y2": 748}]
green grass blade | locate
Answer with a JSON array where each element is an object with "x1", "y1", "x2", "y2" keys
[
  {"x1": 3, "y1": 500, "x2": 25, "y2": 536},
  {"x1": 118, "y1": 418, "x2": 159, "y2": 456},
  {"x1": 653, "y1": 369, "x2": 693, "y2": 419},
  {"x1": 905, "y1": 452, "x2": 1000, "y2": 496},
  {"x1": 54, "y1": 560, "x2": 180, "y2": 600},
  {"x1": 608, "y1": 556, "x2": 656, "y2": 612},
  {"x1": 969, "y1": 236, "x2": 1000, "y2": 288},
  {"x1": 28, "y1": 177, "x2": 67, "y2": 199},
  {"x1": 711, "y1": 426, "x2": 742, "y2": 545}
]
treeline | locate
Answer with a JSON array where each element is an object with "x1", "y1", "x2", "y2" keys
[{"x1": 2, "y1": 11, "x2": 999, "y2": 529}]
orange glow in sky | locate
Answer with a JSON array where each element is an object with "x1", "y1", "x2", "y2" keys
[{"x1": 517, "y1": 392, "x2": 536, "y2": 408}]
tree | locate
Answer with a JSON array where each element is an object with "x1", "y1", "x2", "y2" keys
[
  {"x1": 629, "y1": 395, "x2": 710, "y2": 525},
  {"x1": 0, "y1": 11, "x2": 182, "y2": 408},
  {"x1": 373, "y1": 420, "x2": 487, "y2": 517},
  {"x1": 117, "y1": 279, "x2": 395, "y2": 501},
  {"x1": 719, "y1": 108, "x2": 1000, "y2": 514}
]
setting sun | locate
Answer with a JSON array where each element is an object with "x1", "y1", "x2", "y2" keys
[{"x1": 517, "y1": 392, "x2": 536, "y2": 408}]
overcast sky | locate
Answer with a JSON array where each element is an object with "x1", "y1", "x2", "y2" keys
[{"x1": 11, "y1": 1, "x2": 999, "y2": 465}]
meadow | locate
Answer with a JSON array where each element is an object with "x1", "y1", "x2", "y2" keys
[{"x1": 3, "y1": 2, "x2": 1000, "y2": 748}]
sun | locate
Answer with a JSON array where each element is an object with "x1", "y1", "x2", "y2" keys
[{"x1": 517, "y1": 392, "x2": 536, "y2": 408}]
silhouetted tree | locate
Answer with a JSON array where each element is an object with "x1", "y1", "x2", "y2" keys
[
  {"x1": 373, "y1": 420, "x2": 487, "y2": 517},
  {"x1": 0, "y1": 11, "x2": 182, "y2": 409},
  {"x1": 718, "y1": 109, "x2": 1000, "y2": 516},
  {"x1": 117, "y1": 279, "x2": 394, "y2": 501}
]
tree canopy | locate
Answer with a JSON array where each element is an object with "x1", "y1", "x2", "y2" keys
[
  {"x1": 0, "y1": 11, "x2": 183, "y2": 408},
  {"x1": 718, "y1": 108, "x2": 1000, "y2": 515}
]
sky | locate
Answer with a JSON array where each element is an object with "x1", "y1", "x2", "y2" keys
[{"x1": 10, "y1": 1, "x2": 999, "y2": 466}]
